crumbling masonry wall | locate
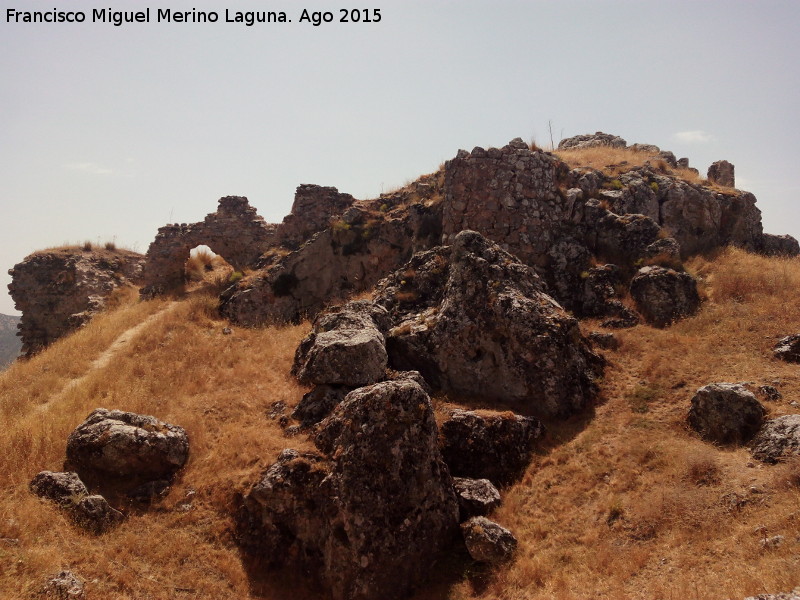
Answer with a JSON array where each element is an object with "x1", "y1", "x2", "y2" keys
[{"x1": 139, "y1": 196, "x2": 277, "y2": 297}]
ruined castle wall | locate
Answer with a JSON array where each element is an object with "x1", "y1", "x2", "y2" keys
[
  {"x1": 139, "y1": 196, "x2": 276, "y2": 297},
  {"x1": 442, "y1": 139, "x2": 569, "y2": 268}
]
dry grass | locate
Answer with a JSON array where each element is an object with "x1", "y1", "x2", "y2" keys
[
  {"x1": 2, "y1": 247, "x2": 799, "y2": 599},
  {"x1": 0, "y1": 289, "x2": 311, "y2": 599},
  {"x1": 555, "y1": 146, "x2": 706, "y2": 185}
]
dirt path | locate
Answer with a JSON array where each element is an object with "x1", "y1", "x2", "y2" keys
[{"x1": 37, "y1": 301, "x2": 179, "y2": 412}]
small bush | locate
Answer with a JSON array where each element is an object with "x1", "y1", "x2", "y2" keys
[{"x1": 82, "y1": 241, "x2": 93, "y2": 251}]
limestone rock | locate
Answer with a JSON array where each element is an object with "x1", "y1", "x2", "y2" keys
[
  {"x1": 773, "y1": 334, "x2": 800, "y2": 363},
  {"x1": 375, "y1": 230, "x2": 604, "y2": 418},
  {"x1": 66, "y1": 409, "x2": 189, "y2": 485},
  {"x1": 29, "y1": 471, "x2": 88, "y2": 506},
  {"x1": 29, "y1": 470, "x2": 123, "y2": 534},
  {"x1": 292, "y1": 301, "x2": 389, "y2": 387},
  {"x1": 292, "y1": 327, "x2": 387, "y2": 387},
  {"x1": 72, "y1": 494, "x2": 124, "y2": 534},
  {"x1": 708, "y1": 160, "x2": 735, "y2": 187},
  {"x1": 453, "y1": 477, "x2": 501, "y2": 520},
  {"x1": 744, "y1": 589, "x2": 800, "y2": 600},
  {"x1": 750, "y1": 415, "x2": 800, "y2": 464},
  {"x1": 291, "y1": 384, "x2": 350, "y2": 428},
  {"x1": 8, "y1": 247, "x2": 144, "y2": 356},
  {"x1": 439, "y1": 409, "x2": 544, "y2": 486},
  {"x1": 630, "y1": 266, "x2": 701, "y2": 327},
  {"x1": 558, "y1": 132, "x2": 627, "y2": 150},
  {"x1": 239, "y1": 379, "x2": 459, "y2": 600},
  {"x1": 461, "y1": 516, "x2": 517, "y2": 563},
  {"x1": 758, "y1": 385, "x2": 782, "y2": 402},
  {"x1": 688, "y1": 383, "x2": 766, "y2": 445},
  {"x1": 41, "y1": 570, "x2": 85, "y2": 599}
]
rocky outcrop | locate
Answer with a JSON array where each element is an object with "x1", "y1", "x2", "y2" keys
[
  {"x1": 760, "y1": 233, "x2": 800, "y2": 257},
  {"x1": 8, "y1": 247, "x2": 144, "y2": 356},
  {"x1": 65, "y1": 408, "x2": 189, "y2": 491},
  {"x1": 773, "y1": 334, "x2": 800, "y2": 363},
  {"x1": 750, "y1": 415, "x2": 800, "y2": 463},
  {"x1": 558, "y1": 132, "x2": 627, "y2": 150},
  {"x1": 375, "y1": 230, "x2": 604, "y2": 417},
  {"x1": 238, "y1": 379, "x2": 458, "y2": 600},
  {"x1": 220, "y1": 201, "x2": 441, "y2": 324},
  {"x1": 461, "y1": 516, "x2": 517, "y2": 563},
  {"x1": 688, "y1": 383, "x2": 765, "y2": 445},
  {"x1": 439, "y1": 409, "x2": 544, "y2": 486},
  {"x1": 708, "y1": 160, "x2": 735, "y2": 188},
  {"x1": 630, "y1": 266, "x2": 701, "y2": 327},
  {"x1": 29, "y1": 471, "x2": 89, "y2": 506}
]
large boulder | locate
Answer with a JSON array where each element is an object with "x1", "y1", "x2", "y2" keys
[
  {"x1": 65, "y1": 409, "x2": 189, "y2": 485},
  {"x1": 239, "y1": 379, "x2": 459, "y2": 600},
  {"x1": 773, "y1": 334, "x2": 800, "y2": 363},
  {"x1": 460, "y1": 516, "x2": 517, "y2": 563},
  {"x1": 439, "y1": 409, "x2": 544, "y2": 487},
  {"x1": 687, "y1": 383, "x2": 766, "y2": 445},
  {"x1": 374, "y1": 230, "x2": 604, "y2": 418},
  {"x1": 750, "y1": 415, "x2": 800, "y2": 464},
  {"x1": 291, "y1": 301, "x2": 389, "y2": 387},
  {"x1": 630, "y1": 266, "x2": 701, "y2": 327}
]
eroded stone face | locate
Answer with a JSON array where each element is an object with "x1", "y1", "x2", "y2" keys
[
  {"x1": 239, "y1": 379, "x2": 459, "y2": 600},
  {"x1": 8, "y1": 248, "x2": 144, "y2": 356},
  {"x1": 375, "y1": 230, "x2": 604, "y2": 417}
]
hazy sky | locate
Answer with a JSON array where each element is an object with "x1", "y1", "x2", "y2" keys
[{"x1": 2, "y1": 0, "x2": 798, "y2": 315}]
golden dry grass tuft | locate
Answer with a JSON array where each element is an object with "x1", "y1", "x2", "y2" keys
[
  {"x1": 1, "y1": 247, "x2": 799, "y2": 599},
  {"x1": 555, "y1": 146, "x2": 706, "y2": 185}
]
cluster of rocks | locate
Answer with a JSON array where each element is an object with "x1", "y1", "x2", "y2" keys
[
  {"x1": 294, "y1": 230, "x2": 604, "y2": 420},
  {"x1": 239, "y1": 377, "x2": 522, "y2": 600},
  {"x1": 688, "y1": 382, "x2": 800, "y2": 463},
  {"x1": 29, "y1": 409, "x2": 188, "y2": 533},
  {"x1": 8, "y1": 247, "x2": 144, "y2": 357},
  {"x1": 236, "y1": 232, "x2": 606, "y2": 598}
]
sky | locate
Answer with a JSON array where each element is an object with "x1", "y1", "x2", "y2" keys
[{"x1": 1, "y1": 0, "x2": 799, "y2": 315}]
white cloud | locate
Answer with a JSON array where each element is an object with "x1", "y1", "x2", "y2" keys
[
  {"x1": 673, "y1": 130, "x2": 714, "y2": 143},
  {"x1": 64, "y1": 162, "x2": 114, "y2": 175}
]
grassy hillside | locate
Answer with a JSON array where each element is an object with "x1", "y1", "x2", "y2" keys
[
  {"x1": 0, "y1": 248, "x2": 798, "y2": 599},
  {"x1": 0, "y1": 313, "x2": 21, "y2": 369}
]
